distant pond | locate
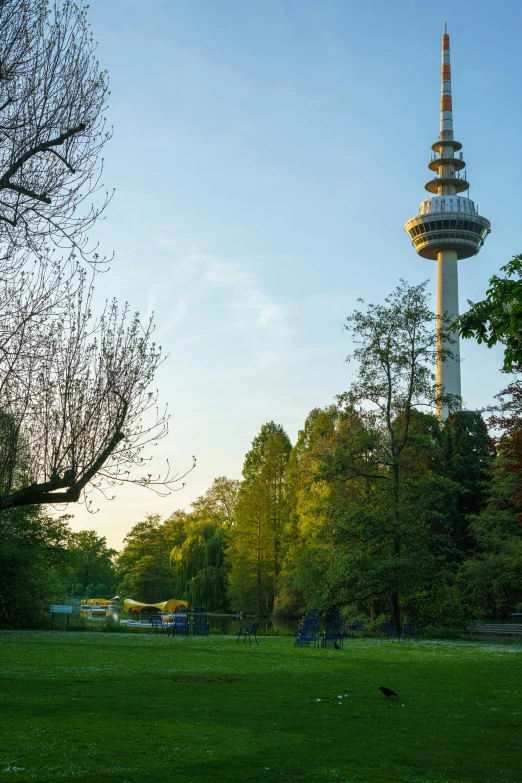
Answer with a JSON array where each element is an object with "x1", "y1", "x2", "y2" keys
[
  {"x1": 103, "y1": 610, "x2": 300, "y2": 635},
  {"x1": 206, "y1": 614, "x2": 298, "y2": 636}
]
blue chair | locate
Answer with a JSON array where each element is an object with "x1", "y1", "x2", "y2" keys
[
  {"x1": 294, "y1": 609, "x2": 319, "y2": 641},
  {"x1": 322, "y1": 612, "x2": 344, "y2": 649},
  {"x1": 172, "y1": 608, "x2": 189, "y2": 637},
  {"x1": 380, "y1": 622, "x2": 398, "y2": 641},
  {"x1": 349, "y1": 621, "x2": 365, "y2": 640},
  {"x1": 293, "y1": 618, "x2": 308, "y2": 645},
  {"x1": 400, "y1": 623, "x2": 418, "y2": 642},
  {"x1": 296, "y1": 618, "x2": 319, "y2": 647},
  {"x1": 193, "y1": 606, "x2": 210, "y2": 636},
  {"x1": 237, "y1": 621, "x2": 259, "y2": 645},
  {"x1": 150, "y1": 615, "x2": 166, "y2": 634}
]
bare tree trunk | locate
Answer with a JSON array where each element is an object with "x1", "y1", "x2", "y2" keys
[
  {"x1": 256, "y1": 509, "x2": 262, "y2": 617},
  {"x1": 390, "y1": 588, "x2": 401, "y2": 633}
]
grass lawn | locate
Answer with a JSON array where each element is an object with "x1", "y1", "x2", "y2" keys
[{"x1": 0, "y1": 631, "x2": 520, "y2": 783}]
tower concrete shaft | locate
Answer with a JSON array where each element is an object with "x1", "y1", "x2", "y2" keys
[
  {"x1": 437, "y1": 249, "x2": 460, "y2": 418},
  {"x1": 404, "y1": 28, "x2": 490, "y2": 419}
]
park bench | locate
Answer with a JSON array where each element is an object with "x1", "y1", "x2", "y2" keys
[{"x1": 467, "y1": 623, "x2": 522, "y2": 638}]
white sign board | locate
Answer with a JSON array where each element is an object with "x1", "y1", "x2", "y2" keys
[{"x1": 50, "y1": 605, "x2": 73, "y2": 614}]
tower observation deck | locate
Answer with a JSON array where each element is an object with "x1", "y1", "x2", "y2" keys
[{"x1": 404, "y1": 28, "x2": 490, "y2": 418}]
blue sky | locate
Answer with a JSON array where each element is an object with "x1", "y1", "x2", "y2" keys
[{"x1": 72, "y1": 0, "x2": 522, "y2": 547}]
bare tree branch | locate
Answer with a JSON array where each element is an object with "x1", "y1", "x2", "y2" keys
[{"x1": 0, "y1": 1, "x2": 111, "y2": 260}]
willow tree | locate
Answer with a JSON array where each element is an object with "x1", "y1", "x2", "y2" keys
[{"x1": 170, "y1": 477, "x2": 239, "y2": 610}]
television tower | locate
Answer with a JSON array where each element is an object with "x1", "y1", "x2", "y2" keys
[{"x1": 405, "y1": 27, "x2": 490, "y2": 419}]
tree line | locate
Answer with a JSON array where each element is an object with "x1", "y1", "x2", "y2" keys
[
  {"x1": 115, "y1": 279, "x2": 522, "y2": 627},
  {"x1": 4, "y1": 273, "x2": 522, "y2": 628},
  {"x1": 1, "y1": 2, "x2": 522, "y2": 630}
]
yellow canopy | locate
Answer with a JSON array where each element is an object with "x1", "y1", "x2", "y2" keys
[
  {"x1": 123, "y1": 598, "x2": 188, "y2": 614},
  {"x1": 86, "y1": 598, "x2": 109, "y2": 605}
]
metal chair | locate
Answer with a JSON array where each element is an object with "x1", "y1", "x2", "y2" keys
[
  {"x1": 150, "y1": 615, "x2": 166, "y2": 635},
  {"x1": 296, "y1": 618, "x2": 319, "y2": 648},
  {"x1": 380, "y1": 622, "x2": 397, "y2": 641},
  {"x1": 237, "y1": 621, "x2": 259, "y2": 645},
  {"x1": 294, "y1": 609, "x2": 319, "y2": 641},
  {"x1": 400, "y1": 623, "x2": 418, "y2": 641},
  {"x1": 322, "y1": 612, "x2": 344, "y2": 649},
  {"x1": 172, "y1": 608, "x2": 189, "y2": 637},
  {"x1": 349, "y1": 621, "x2": 365, "y2": 640},
  {"x1": 193, "y1": 606, "x2": 210, "y2": 636}
]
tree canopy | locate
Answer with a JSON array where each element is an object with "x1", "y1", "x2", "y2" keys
[{"x1": 457, "y1": 254, "x2": 522, "y2": 372}]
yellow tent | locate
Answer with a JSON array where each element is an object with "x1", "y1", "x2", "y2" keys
[
  {"x1": 123, "y1": 598, "x2": 188, "y2": 614},
  {"x1": 86, "y1": 598, "x2": 109, "y2": 605}
]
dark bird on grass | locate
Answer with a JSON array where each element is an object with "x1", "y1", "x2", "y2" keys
[
  {"x1": 379, "y1": 686, "x2": 398, "y2": 698},
  {"x1": 334, "y1": 642, "x2": 340, "y2": 650}
]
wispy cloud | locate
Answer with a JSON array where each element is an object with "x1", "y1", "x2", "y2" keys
[
  {"x1": 158, "y1": 296, "x2": 189, "y2": 336},
  {"x1": 201, "y1": 256, "x2": 287, "y2": 332}
]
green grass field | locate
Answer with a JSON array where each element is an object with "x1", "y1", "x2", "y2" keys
[{"x1": 0, "y1": 631, "x2": 520, "y2": 783}]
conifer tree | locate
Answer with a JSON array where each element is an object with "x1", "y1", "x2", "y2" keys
[{"x1": 227, "y1": 422, "x2": 291, "y2": 614}]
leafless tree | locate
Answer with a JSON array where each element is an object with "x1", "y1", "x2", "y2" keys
[
  {"x1": 0, "y1": 0, "x2": 111, "y2": 258},
  {"x1": 0, "y1": 2, "x2": 193, "y2": 511},
  {"x1": 0, "y1": 271, "x2": 194, "y2": 510}
]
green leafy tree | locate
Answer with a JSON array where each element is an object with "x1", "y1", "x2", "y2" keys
[
  {"x1": 319, "y1": 281, "x2": 459, "y2": 629},
  {"x1": 117, "y1": 479, "x2": 239, "y2": 608},
  {"x1": 443, "y1": 411, "x2": 495, "y2": 551},
  {"x1": 227, "y1": 422, "x2": 291, "y2": 614},
  {"x1": 68, "y1": 531, "x2": 117, "y2": 593},
  {"x1": 169, "y1": 478, "x2": 239, "y2": 610},
  {"x1": 279, "y1": 406, "x2": 350, "y2": 616},
  {"x1": 0, "y1": 507, "x2": 71, "y2": 628},
  {"x1": 457, "y1": 461, "x2": 522, "y2": 617},
  {"x1": 190, "y1": 476, "x2": 240, "y2": 525},
  {"x1": 457, "y1": 254, "x2": 522, "y2": 371},
  {"x1": 117, "y1": 514, "x2": 175, "y2": 603},
  {"x1": 172, "y1": 521, "x2": 229, "y2": 610}
]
